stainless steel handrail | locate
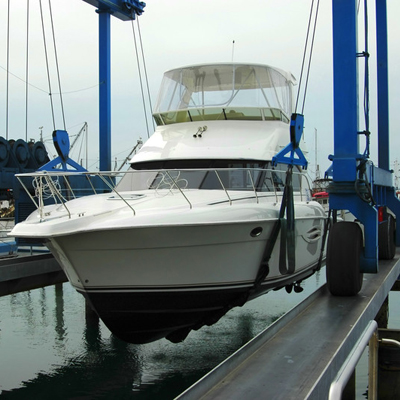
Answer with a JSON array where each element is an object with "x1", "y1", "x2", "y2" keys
[
  {"x1": 329, "y1": 320, "x2": 378, "y2": 400},
  {"x1": 328, "y1": 320, "x2": 395, "y2": 400},
  {"x1": 214, "y1": 170, "x2": 232, "y2": 206},
  {"x1": 96, "y1": 173, "x2": 136, "y2": 216},
  {"x1": 15, "y1": 168, "x2": 311, "y2": 220},
  {"x1": 165, "y1": 170, "x2": 192, "y2": 209},
  {"x1": 45, "y1": 175, "x2": 71, "y2": 219}
]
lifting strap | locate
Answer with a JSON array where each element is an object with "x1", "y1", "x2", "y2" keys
[
  {"x1": 279, "y1": 166, "x2": 296, "y2": 275},
  {"x1": 249, "y1": 165, "x2": 296, "y2": 297}
]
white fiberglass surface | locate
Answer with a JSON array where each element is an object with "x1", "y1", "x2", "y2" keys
[
  {"x1": 153, "y1": 64, "x2": 295, "y2": 118},
  {"x1": 10, "y1": 167, "x2": 318, "y2": 240}
]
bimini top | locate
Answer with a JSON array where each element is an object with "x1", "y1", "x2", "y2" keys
[{"x1": 153, "y1": 63, "x2": 296, "y2": 126}]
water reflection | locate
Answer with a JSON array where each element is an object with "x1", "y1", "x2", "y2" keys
[
  {"x1": 1, "y1": 341, "x2": 144, "y2": 399},
  {"x1": 54, "y1": 284, "x2": 66, "y2": 348},
  {"x1": 0, "y1": 273, "x2": 324, "y2": 399}
]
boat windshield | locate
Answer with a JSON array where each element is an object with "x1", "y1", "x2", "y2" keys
[
  {"x1": 116, "y1": 164, "x2": 307, "y2": 193},
  {"x1": 153, "y1": 64, "x2": 295, "y2": 125}
]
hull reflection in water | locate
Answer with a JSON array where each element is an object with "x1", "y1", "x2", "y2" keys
[{"x1": 0, "y1": 274, "x2": 324, "y2": 399}]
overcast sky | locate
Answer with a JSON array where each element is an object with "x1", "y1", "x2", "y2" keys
[{"x1": 1, "y1": 0, "x2": 400, "y2": 177}]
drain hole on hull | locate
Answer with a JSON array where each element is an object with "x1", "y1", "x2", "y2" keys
[{"x1": 250, "y1": 227, "x2": 263, "y2": 237}]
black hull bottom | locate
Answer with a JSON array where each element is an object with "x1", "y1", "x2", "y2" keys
[
  {"x1": 77, "y1": 267, "x2": 318, "y2": 344},
  {"x1": 79, "y1": 286, "x2": 254, "y2": 344}
]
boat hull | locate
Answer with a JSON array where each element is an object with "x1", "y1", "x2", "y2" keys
[
  {"x1": 79, "y1": 285, "x2": 252, "y2": 343},
  {"x1": 78, "y1": 264, "x2": 318, "y2": 344},
  {"x1": 46, "y1": 215, "x2": 325, "y2": 343}
]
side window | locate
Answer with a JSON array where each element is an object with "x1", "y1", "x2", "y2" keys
[
  {"x1": 229, "y1": 170, "x2": 244, "y2": 188},
  {"x1": 202, "y1": 171, "x2": 229, "y2": 189},
  {"x1": 259, "y1": 164, "x2": 303, "y2": 192},
  {"x1": 272, "y1": 170, "x2": 285, "y2": 190},
  {"x1": 261, "y1": 166, "x2": 285, "y2": 192}
]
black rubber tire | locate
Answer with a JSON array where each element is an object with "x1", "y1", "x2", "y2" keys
[
  {"x1": 378, "y1": 214, "x2": 396, "y2": 260},
  {"x1": 326, "y1": 221, "x2": 363, "y2": 296}
]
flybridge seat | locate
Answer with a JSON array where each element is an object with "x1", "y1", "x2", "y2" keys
[{"x1": 153, "y1": 107, "x2": 290, "y2": 126}]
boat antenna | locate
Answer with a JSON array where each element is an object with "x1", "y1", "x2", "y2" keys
[{"x1": 231, "y1": 40, "x2": 235, "y2": 62}]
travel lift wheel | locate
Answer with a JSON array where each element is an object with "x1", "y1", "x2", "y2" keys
[
  {"x1": 378, "y1": 214, "x2": 396, "y2": 260},
  {"x1": 326, "y1": 221, "x2": 363, "y2": 296}
]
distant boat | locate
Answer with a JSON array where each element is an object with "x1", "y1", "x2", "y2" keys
[
  {"x1": 11, "y1": 63, "x2": 326, "y2": 344},
  {"x1": 312, "y1": 191, "x2": 329, "y2": 211}
]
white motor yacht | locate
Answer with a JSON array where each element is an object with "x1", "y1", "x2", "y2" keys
[{"x1": 11, "y1": 63, "x2": 326, "y2": 343}]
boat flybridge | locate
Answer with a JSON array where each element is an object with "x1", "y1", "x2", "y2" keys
[{"x1": 11, "y1": 63, "x2": 326, "y2": 344}]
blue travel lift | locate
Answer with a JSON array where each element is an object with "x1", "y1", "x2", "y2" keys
[
  {"x1": 273, "y1": 0, "x2": 399, "y2": 297},
  {"x1": 326, "y1": 0, "x2": 400, "y2": 296}
]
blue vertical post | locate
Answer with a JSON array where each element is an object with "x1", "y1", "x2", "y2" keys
[
  {"x1": 330, "y1": 0, "x2": 378, "y2": 273},
  {"x1": 376, "y1": 0, "x2": 389, "y2": 171},
  {"x1": 331, "y1": 0, "x2": 359, "y2": 182},
  {"x1": 98, "y1": 10, "x2": 111, "y2": 171}
]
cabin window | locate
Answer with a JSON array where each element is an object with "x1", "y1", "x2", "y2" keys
[
  {"x1": 116, "y1": 161, "x2": 308, "y2": 193},
  {"x1": 260, "y1": 164, "x2": 303, "y2": 193},
  {"x1": 153, "y1": 107, "x2": 290, "y2": 125}
]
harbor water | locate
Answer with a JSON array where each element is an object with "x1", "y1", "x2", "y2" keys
[{"x1": 0, "y1": 270, "x2": 398, "y2": 399}]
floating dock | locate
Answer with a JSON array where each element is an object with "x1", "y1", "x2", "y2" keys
[
  {"x1": 177, "y1": 252, "x2": 400, "y2": 399},
  {"x1": 0, "y1": 253, "x2": 66, "y2": 296}
]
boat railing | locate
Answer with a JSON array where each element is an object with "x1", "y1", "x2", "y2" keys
[{"x1": 15, "y1": 168, "x2": 311, "y2": 220}]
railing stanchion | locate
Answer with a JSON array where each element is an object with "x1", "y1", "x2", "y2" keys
[
  {"x1": 165, "y1": 171, "x2": 192, "y2": 209},
  {"x1": 215, "y1": 170, "x2": 232, "y2": 205}
]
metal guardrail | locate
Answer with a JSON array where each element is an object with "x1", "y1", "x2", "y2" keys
[
  {"x1": 329, "y1": 320, "x2": 378, "y2": 400},
  {"x1": 329, "y1": 320, "x2": 400, "y2": 400},
  {"x1": 15, "y1": 168, "x2": 311, "y2": 221}
]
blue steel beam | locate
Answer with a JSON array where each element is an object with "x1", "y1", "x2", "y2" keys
[
  {"x1": 331, "y1": 0, "x2": 359, "y2": 183},
  {"x1": 98, "y1": 10, "x2": 111, "y2": 171},
  {"x1": 82, "y1": 0, "x2": 146, "y2": 171},
  {"x1": 330, "y1": 0, "x2": 379, "y2": 273},
  {"x1": 376, "y1": 0, "x2": 389, "y2": 171},
  {"x1": 83, "y1": 0, "x2": 146, "y2": 21}
]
